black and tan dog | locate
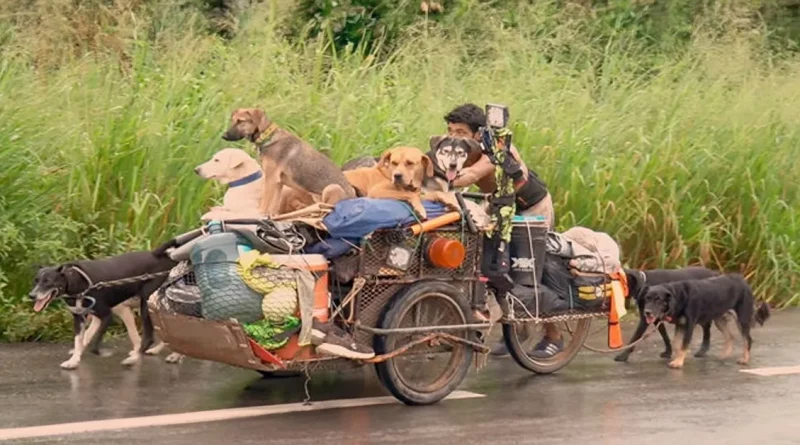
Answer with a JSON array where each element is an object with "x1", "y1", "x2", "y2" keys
[
  {"x1": 222, "y1": 108, "x2": 356, "y2": 216},
  {"x1": 641, "y1": 273, "x2": 770, "y2": 369},
  {"x1": 614, "y1": 266, "x2": 721, "y2": 362},
  {"x1": 29, "y1": 251, "x2": 175, "y2": 369}
]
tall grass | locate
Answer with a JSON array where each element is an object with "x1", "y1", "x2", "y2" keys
[{"x1": 1, "y1": 2, "x2": 798, "y2": 341}]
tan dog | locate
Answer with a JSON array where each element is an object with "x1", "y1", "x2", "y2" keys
[
  {"x1": 222, "y1": 108, "x2": 356, "y2": 216},
  {"x1": 195, "y1": 148, "x2": 266, "y2": 220},
  {"x1": 344, "y1": 146, "x2": 459, "y2": 219}
]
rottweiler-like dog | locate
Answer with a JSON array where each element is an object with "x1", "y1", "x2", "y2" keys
[
  {"x1": 641, "y1": 273, "x2": 770, "y2": 369},
  {"x1": 614, "y1": 266, "x2": 720, "y2": 362},
  {"x1": 29, "y1": 250, "x2": 175, "y2": 370}
]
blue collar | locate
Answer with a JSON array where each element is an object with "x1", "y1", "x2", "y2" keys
[{"x1": 229, "y1": 170, "x2": 263, "y2": 188}]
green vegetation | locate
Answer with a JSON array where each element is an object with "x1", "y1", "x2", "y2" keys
[{"x1": 1, "y1": 0, "x2": 798, "y2": 341}]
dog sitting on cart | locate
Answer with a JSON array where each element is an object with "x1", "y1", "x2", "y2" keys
[{"x1": 148, "y1": 104, "x2": 628, "y2": 406}]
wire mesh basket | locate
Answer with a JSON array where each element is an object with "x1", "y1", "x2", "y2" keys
[{"x1": 157, "y1": 261, "x2": 202, "y2": 318}]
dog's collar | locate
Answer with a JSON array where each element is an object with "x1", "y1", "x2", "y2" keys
[
  {"x1": 254, "y1": 123, "x2": 278, "y2": 146},
  {"x1": 229, "y1": 170, "x2": 263, "y2": 188},
  {"x1": 62, "y1": 265, "x2": 94, "y2": 297}
]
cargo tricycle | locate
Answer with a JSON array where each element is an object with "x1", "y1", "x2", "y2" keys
[{"x1": 148, "y1": 203, "x2": 613, "y2": 406}]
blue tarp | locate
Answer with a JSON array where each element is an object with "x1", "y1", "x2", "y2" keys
[
  {"x1": 306, "y1": 198, "x2": 449, "y2": 259},
  {"x1": 322, "y1": 198, "x2": 448, "y2": 239}
]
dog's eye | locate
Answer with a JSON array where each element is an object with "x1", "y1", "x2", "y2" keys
[
  {"x1": 406, "y1": 161, "x2": 415, "y2": 167},
  {"x1": 391, "y1": 161, "x2": 399, "y2": 166},
  {"x1": 214, "y1": 158, "x2": 220, "y2": 162}
]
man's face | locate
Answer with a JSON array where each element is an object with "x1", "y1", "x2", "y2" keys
[{"x1": 447, "y1": 122, "x2": 478, "y2": 141}]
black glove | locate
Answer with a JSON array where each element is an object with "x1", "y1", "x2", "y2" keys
[{"x1": 502, "y1": 154, "x2": 524, "y2": 180}]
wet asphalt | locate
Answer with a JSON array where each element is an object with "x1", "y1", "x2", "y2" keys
[{"x1": 1, "y1": 311, "x2": 798, "y2": 444}]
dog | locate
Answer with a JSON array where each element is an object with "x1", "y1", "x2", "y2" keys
[
  {"x1": 343, "y1": 146, "x2": 460, "y2": 219},
  {"x1": 222, "y1": 108, "x2": 356, "y2": 216},
  {"x1": 614, "y1": 266, "x2": 721, "y2": 362},
  {"x1": 641, "y1": 273, "x2": 771, "y2": 369},
  {"x1": 426, "y1": 135, "x2": 483, "y2": 190},
  {"x1": 341, "y1": 155, "x2": 379, "y2": 171},
  {"x1": 195, "y1": 148, "x2": 266, "y2": 220},
  {"x1": 29, "y1": 251, "x2": 176, "y2": 369}
]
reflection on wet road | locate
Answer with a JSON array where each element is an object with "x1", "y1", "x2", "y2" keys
[{"x1": 1, "y1": 311, "x2": 799, "y2": 444}]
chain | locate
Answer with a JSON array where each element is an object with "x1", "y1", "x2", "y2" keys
[{"x1": 76, "y1": 270, "x2": 172, "y2": 296}]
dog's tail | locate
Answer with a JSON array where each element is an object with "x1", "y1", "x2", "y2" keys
[{"x1": 753, "y1": 301, "x2": 771, "y2": 327}]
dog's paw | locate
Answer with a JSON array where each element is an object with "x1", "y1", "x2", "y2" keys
[
  {"x1": 120, "y1": 352, "x2": 142, "y2": 367},
  {"x1": 60, "y1": 359, "x2": 80, "y2": 370},
  {"x1": 165, "y1": 352, "x2": 184, "y2": 364},
  {"x1": 613, "y1": 353, "x2": 630, "y2": 362},
  {"x1": 667, "y1": 359, "x2": 684, "y2": 369},
  {"x1": 145, "y1": 343, "x2": 166, "y2": 356},
  {"x1": 93, "y1": 348, "x2": 114, "y2": 358},
  {"x1": 694, "y1": 349, "x2": 709, "y2": 358},
  {"x1": 736, "y1": 357, "x2": 750, "y2": 366},
  {"x1": 660, "y1": 350, "x2": 672, "y2": 359}
]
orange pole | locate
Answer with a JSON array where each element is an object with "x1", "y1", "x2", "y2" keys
[
  {"x1": 608, "y1": 287, "x2": 624, "y2": 349},
  {"x1": 408, "y1": 212, "x2": 462, "y2": 235}
]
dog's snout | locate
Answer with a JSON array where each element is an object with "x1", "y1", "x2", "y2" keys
[
  {"x1": 27, "y1": 291, "x2": 36, "y2": 301},
  {"x1": 644, "y1": 309, "x2": 653, "y2": 317},
  {"x1": 194, "y1": 167, "x2": 201, "y2": 175},
  {"x1": 393, "y1": 173, "x2": 403, "y2": 183}
]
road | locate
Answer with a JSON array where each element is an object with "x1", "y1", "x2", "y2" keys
[{"x1": 1, "y1": 311, "x2": 798, "y2": 444}]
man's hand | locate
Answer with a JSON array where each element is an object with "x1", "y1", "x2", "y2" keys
[{"x1": 453, "y1": 155, "x2": 494, "y2": 188}]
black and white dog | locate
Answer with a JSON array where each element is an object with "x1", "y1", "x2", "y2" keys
[
  {"x1": 641, "y1": 273, "x2": 770, "y2": 368},
  {"x1": 29, "y1": 251, "x2": 175, "y2": 369},
  {"x1": 614, "y1": 266, "x2": 721, "y2": 362},
  {"x1": 426, "y1": 135, "x2": 483, "y2": 186}
]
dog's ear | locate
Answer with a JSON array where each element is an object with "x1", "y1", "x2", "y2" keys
[
  {"x1": 378, "y1": 148, "x2": 394, "y2": 178},
  {"x1": 463, "y1": 138, "x2": 484, "y2": 166},
  {"x1": 429, "y1": 135, "x2": 445, "y2": 151},
  {"x1": 422, "y1": 154, "x2": 434, "y2": 178},
  {"x1": 227, "y1": 150, "x2": 247, "y2": 170},
  {"x1": 247, "y1": 108, "x2": 270, "y2": 137}
]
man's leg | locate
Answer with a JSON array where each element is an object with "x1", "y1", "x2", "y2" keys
[{"x1": 491, "y1": 192, "x2": 562, "y2": 357}]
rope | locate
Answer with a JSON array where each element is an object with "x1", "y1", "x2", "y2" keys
[
  {"x1": 302, "y1": 362, "x2": 312, "y2": 406},
  {"x1": 571, "y1": 320, "x2": 665, "y2": 354}
]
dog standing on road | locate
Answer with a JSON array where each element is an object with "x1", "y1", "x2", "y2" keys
[
  {"x1": 641, "y1": 273, "x2": 770, "y2": 369},
  {"x1": 29, "y1": 251, "x2": 176, "y2": 369},
  {"x1": 615, "y1": 266, "x2": 721, "y2": 362},
  {"x1": 221, "y1": 108, "x2": 356, "y2": 216}
]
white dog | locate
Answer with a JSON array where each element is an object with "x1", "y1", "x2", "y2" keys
[{"x1": 195, "y1": 148, "x2": 266, "y2": 220}]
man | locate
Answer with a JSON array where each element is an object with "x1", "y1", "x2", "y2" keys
[{"x1": 444, "y1": 103, "x2": 560, "y2": 359}]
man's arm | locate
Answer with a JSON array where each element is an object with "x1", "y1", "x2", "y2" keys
[
  {"x1": 454, "y1": 144, "x2": 530, "y2": 188},
  {"x1": 453, "y1": 154, "x2": 494, "y2": 188},
  {"x1": 509, "y1": 144, "x2": 529, "y2": 178}
]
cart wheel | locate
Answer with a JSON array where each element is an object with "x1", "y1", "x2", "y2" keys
[
  {"x1": 502, "y1": 318, "x2": 592, "y2": 374},
  {"x1": 257, "y1": 370, "x2": 302, "y2": 379},
  {"x1": 374, "y1": 281, "x2": 473, "y2": 406}
]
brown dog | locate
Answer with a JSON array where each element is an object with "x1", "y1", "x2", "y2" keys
[
  {"x1": 344, "y1": 146, "x2": 459, "y2": 219},
  {"x1": 222, "y1": 108, "x2": 356, "y2": 216}
]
